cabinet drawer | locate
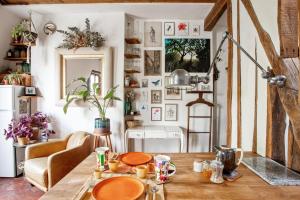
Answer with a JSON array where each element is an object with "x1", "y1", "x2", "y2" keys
[
  {"x1": 145, "y1": 131, "x2": 167, "y2": 139},
  {"x1": 127, "y1": 131, "x2": 144, "y2": 138},
  {"x1": 168, "y1": 132, "x2": 181, "y2": 138}
]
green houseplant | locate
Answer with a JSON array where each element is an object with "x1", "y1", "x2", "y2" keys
[
  {"x1": 11, "y1": 23, "x2": 26, "y2": 43},
  {"x1": 63, "y1": 77, "x2": 121, "y2": 133},
  {"x1": 4, "y1": 72, "x2": 23, "y2": 85}
]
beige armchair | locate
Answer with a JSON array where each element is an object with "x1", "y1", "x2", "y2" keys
[{"x1": 24, "y1": 131, "x2": 91, "y2": 192}]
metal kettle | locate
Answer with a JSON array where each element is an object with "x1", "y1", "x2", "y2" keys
[{"x1": 214, "y1": 146, "x2": 244, "y2": 176}]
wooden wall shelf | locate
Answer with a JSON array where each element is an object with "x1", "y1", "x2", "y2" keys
[
  {"x1": 4, "y1": 57, "x2": 27, "y2": 61},
  {"x1": 125, "y1": 38, "x2": 141, "y2": 44},
  {"x1": 124, "y1": 69, "x2": 141, "y2": 74},
  {"x1": 10, "y1": 42, "x2": 36, "y2": 47},
  {"x1": 124, "y1": 54, "x2": 141, "y2": 59}
]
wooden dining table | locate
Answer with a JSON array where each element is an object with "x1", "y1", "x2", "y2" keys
[{"x1": 40, "y1": 153, "x2": 300, "y2": 200}]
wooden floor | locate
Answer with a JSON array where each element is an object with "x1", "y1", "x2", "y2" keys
[{"x1": 0, "y1": 176, "x2": 44, "y2": 200}]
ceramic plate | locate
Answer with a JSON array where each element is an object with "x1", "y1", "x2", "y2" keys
[
  {"x1": 92, "y1": 176, "x2": 144, "y2": 200},
  {"x1": 120, "y1": 152, "x2": 152, "y2": 166}
]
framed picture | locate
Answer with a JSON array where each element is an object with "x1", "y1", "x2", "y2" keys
[
  {"x1": 142, "y1": 79, "x2": 148, "y2": 88},
  {"x1": 151, "y1": 107, "x2": 162, "y2": 121},
  {"x1": 150, "y1": 78, "x2": 162, "y2": 87},
  {"x1": 164, "y1": 88, "x2": 182, "y2": 100},
  {"x1": 176, "y1": 21, "x2": 189, "y2": 36},
  {"x1": 165, "y1": 104, "x2": 178, "y2": 121},
  {"x1": 140, "y1": 104, "x2": 148, "y2": 112},
  {"x1": 141, "y1": 90, "x2": 148, "y2": 101},
  {"x1": 25, "y1": 87, "x2": 37, "y2": 96},
  {"x1": 151, "y1": 90, "x2": 162, "y2": 104},
  {"x1": 190, "y1": 24, "x2": 200, "y2": 36},
  {"x1": 144, "y1": 21, "x2": 162, "y2": 47},
  {"x1": 164, "y1": 22, "x2": 175, "y2": 36},
  {"x1": 165, "y1": 38, "x2": 210, "y2": 73},
  {"x1": 144, "y1": 50, "x2": 161, "y2": 76}
]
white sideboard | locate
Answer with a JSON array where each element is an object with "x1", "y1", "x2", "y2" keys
[{"x1": 124, "y1": 125, "x2": 184, "y2": 152}]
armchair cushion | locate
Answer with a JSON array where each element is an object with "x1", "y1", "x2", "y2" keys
[
  {"x1": 66, "y1": 131, "x2": 87, "y2": 149},
  {"x1": 24, "y1": 157, "x2": 48, "y2": 190}
]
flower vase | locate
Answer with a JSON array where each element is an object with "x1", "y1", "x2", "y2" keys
[
  {"x1": 17, "y1": 136, "x2": 29, "y2": 146},
  {"x1": 30, "y1": 127, "x2": 40, "y2": 140}
]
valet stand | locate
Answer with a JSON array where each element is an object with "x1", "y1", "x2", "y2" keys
[
  {"x1": 93, "y1": 129, "x2": 113, "y2": 151},
  {"x1": 186, "y1": 91, "x2": 214, "y2": 153}
]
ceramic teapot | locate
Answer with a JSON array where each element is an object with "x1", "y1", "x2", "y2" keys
[{"x1": 214, "y1": 146, "x2": 243, "y2": 176}]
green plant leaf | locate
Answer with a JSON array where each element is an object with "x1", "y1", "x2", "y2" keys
[{"x1": 63, "y1": 97, "x2": 77, "y2": 114}]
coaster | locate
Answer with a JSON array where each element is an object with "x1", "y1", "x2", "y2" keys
[{"x1": 223, "y1": 170, "x2": 242, "y2": 181}]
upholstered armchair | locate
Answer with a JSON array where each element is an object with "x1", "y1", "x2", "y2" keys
[{"x1": 24, "y1": 131, "x2": 91, "y2": 192}]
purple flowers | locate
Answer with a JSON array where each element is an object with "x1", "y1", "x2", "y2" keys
[{"x1": 4, "y1": 112, "x2": 55, "y2": 141}]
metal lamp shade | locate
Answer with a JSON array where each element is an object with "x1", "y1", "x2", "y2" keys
[{"x1": 166, "y1": 69, "x2": 195, "y2": 90}]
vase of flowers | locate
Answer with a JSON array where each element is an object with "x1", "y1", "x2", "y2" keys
[{"x1": 63, "y1": 77, "x2": 121, "y2": 133}]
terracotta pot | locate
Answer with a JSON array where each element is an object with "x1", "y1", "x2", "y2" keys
[
  {"x1": 3, "y1": 80, "x2": 9, "y2": 85},
  {"x1": 11, "y1": 79, "x2": 18, "y2": 85},
  {"x1": 22, "y1": 74, "x2": 32, "y2": 86},
  {"x1": 30, "y1": 127, "x2": 39, "y2": 140},
  {"x1": 17, "y1": 136, "x2": 29, "y2": 146}
]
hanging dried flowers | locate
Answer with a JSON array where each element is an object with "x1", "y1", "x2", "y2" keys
[{"x1": 57, "y1": 18, "x2": 105, "y2": 50}]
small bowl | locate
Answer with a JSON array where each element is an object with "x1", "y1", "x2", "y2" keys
[{"x1": 108, "y1": 160, "x2": 120, "y2": 172}]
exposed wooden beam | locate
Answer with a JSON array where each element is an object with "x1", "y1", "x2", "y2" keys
[
  {"x1": 278, "y1": 0, "x2": 298, "y2": 58},
  {"x1": 204, "y1": 0, "x2": 227, "y2": 31},
  {"x1": 241, "y1": 0, "x2": 300, "y2": 171},
  {"x1": 1, "y1": 0, "x2": 217, "y2": 5},
  {"x1": 226, "y1": 0, "x2": 233, "y2": 147},
  {"x1": 236, "y1": 0, "x2": 242, "y2": 148}
]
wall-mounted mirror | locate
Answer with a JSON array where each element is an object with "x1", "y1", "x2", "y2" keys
[{"x1": 56, "y1": 48, "x2": 113, "y2": 100}]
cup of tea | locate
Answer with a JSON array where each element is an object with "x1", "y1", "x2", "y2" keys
[
  {"x1": 95, "y1": 147, "x2": 110, "y2": 170},
  {"x1": 154, "y1": 155, "x2": 176, "y2": 183},
  {"x1": 136, "y1": 165, "x2": 148, "y2": 179},
  {"x1": 108, "y1": 160, "x2": 120, "y2": 172},
  {"x1": 94, "y1": 169, "x2": 102, "y2": 179}
]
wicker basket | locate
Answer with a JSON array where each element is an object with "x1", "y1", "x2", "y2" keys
[{"x1": 126, "y1": 120, "x2": 140, "y2": 128}]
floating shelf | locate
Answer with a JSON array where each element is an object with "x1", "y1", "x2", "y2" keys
[
  {"x1": 125, "y1": 114, "x2": 141, "y2": 118},
  {"x1": 124, "y1": 69, "x2": 141, "y2": 74},
  {"x1": 125, "y1": 38, "x2": 141, "y2": 44},
  {"x1": 4, "y1": 57, "x2": 27, "y2": 61},
  {"x1": 124, "y1": 86, "x2": 140, "y2": 89},
  {"x1": 10, "y1": 42, "x2": 36, "y2": 47},
  {"x1": 124, "y1": 54, "x2": 141, "y2": 59},
  {"x1": 18, "y1": 95, "x2": 42, "y2": 99}
]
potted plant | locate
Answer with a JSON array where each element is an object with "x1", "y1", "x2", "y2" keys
[
  {"x1": 5, "y1": 72, "x2": 23, "y2": 85},
  {"x1": 11, "y1": 23, "x2": 26, "y2": 43},
  {"x1": 63, "y1": 77, "x2": 121, "y2": 133},
  {"x1": 31, "y1": 112, "x2": 55, "y2": 141},
  {"x1": 4, "y1": 115, "x2": 33, "y2": 146},
  {"x1": 2, "y1": 75, "x2": 9, "y2": 85}
]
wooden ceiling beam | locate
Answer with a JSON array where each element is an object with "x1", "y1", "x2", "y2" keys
[
  {"x1": 204, "y1": 0, "x2": 227, "y2": 31},
  {"x1": 1, "y1": 0, "x2": 217, "y2": 5}
]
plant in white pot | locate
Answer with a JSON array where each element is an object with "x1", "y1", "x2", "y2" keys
[{"x1": 63, "y1": 77, "x2": 121, "y2": 133}]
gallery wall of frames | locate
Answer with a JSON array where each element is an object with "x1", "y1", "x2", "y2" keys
[{"x1": 124, "y1": 15, "x2": 213, "y2": 131}]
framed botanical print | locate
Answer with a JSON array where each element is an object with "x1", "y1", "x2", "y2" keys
[
  {"x1": 151, "y1": 107, "x2": 162, "y2": 121},
  {"x1": 142, "y1": 79, "x2": 148, "y2": 88},
  {"x1": 164, "y1": 22, "x2": 175, "y2": 36},
  {"x1": 176, "y1": 21, "x2": 189, "y2": 36},
  {"x1": 190, "y1": 24, "x2": 200, "y2": 36},
  {"x1": 165, "y1": 104, "x2": 178, "y2": 121},
  {"x1": 144, "y1": 21, "x2": 162, "y2": 47},
  {"x1": 151, "y1": 90, "x2": 162, "y2": 104}
]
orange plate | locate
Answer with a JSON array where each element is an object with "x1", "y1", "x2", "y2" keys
[
  {"x1": 120, "y1": 152, "x2": 152, "y2": 166},
  {"x1": 92, "y1": 176, "x2": 144, "y2": 200}
]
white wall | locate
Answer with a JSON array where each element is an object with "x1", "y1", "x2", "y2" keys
[
  {"x1": 230, "y1": 0, "x2": 279, "y2": 156},
  {"x1": 0, "y1": 6, "x2": 21, "y2": 70},
  {"x1": 31, "y1": 12, "x2": 125, "y2": 152}
]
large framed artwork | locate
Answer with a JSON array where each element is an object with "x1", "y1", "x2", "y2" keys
[
  {"x1": 144, "y1": 22, "x2": 162, "y2": 47},
  {"x1": 151, "y1": 107, "x2": 162, "y2": 121},
  {"x1": 165, "y1": 104, "x2": 178, "y2": 121},
  {"x1": 144, "y1": 50, "x2": 161, "y2": 76},
  {"x1": 165, "y1": 38, "x2": 210, "y2": 73}
]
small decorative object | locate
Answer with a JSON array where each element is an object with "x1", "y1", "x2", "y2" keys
[
  {"x1": 57, "y1": 18, "x2": 105, "y2": 50},
  {"x1": 151, "y1": 90, "x2": 162, "y2": 104},
  {"x1": 95, "y1": 147, "x2": 110, "y2": 170},
  {"x1": 210, "y1": 160, "x2": 224, "y2": 184},
  {"x1": 125, "y1": 75, "x2": 131, "y2": 87},
  {"x1": 141, "y1": 90, "x2": 148, "y2": 101},
  {"x1": 193, "y1": 160, "x2": 204, "y2": 172},
  {"x1": 25, "y1": 86, "x2": 36, "y2": 96},
  {"x1": 63, "y1": 76, "x2": 121, "y2": 133},
  {"x1": 144, "y1": 21, "x2": 162, "y2": 47},
  {"x1": 202, "y1": 160, "x2": 212, "y2": 178},
  {"x1": 154, "y1": 155, "x2": 176, "y2": 183},
  {"x1": 108, "y1": 160, "x2": 120, "y2": 172},
  {"x1": 190, "y1": 24, "x2": 200, "y2": 36},
  {"x1": 150, "y1": 78, "x2": 162, "y2": 87},
  {"x1": 165, "y1": 104, "x2": 178, "y2": 121},
  {"x1": 22, "y1": 73, "x2": 31, "y2": 86},
  {"x1": 129, "y1": 79, "x2": 139, "y2": 88},
  {"x1": 151, "y1": 107, "x2": 162, "y2": 121},
  {"x1": 43, "y1": 22, "x2": 57, "y2": 35},
  {"x1": 141, "y1": 79, "x2": 148, "y2": 88},
  {"x1": 7, "y1": 49, "x2": 13, "y2": 58},
  {"x1": 176, "y1": 21, "x2": 189, "y2": 36},
  {"x1": 165, "y1": 38, "x2": 211, "y2": 73},
  {"x1": 164, "y1": 22, "x2": 175, "y2": 36},
  {"x1": 201, "y1": 84, "x2": 210, "y2": 91},
  {"x1": 140, "y1": 104, "x2": 148, "y2": 112},
  {"x1": 144, "y1": 50, "x2": 161, "y2": 76}
]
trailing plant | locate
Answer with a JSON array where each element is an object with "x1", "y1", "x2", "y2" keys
[
  {"x1": 63, "y1": 77, "x2": 121, "y2": 120},
  {"x1": 11, "y1": 23, "x2": 26, "y2": 41},
  {"x1": 57, "y1": 18, "x2": 105, "y2": 50}
]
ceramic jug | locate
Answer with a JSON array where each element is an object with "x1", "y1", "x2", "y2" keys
[{"x1": 214, "y1": 146, "x2": 243, "y2": 175}]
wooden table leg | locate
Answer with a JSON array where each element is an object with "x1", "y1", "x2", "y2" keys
[{"x1": 108, "y1": 135, "x2": 113, "y2": 152}]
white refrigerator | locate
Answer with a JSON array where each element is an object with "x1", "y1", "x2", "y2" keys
[{"x1": 0, "y1": 85, "x2": 30, "y2": 177}]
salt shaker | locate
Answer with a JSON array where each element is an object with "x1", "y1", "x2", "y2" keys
[{"x1": 210, "y1": 160, "x2": 224, "y2": 184}]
